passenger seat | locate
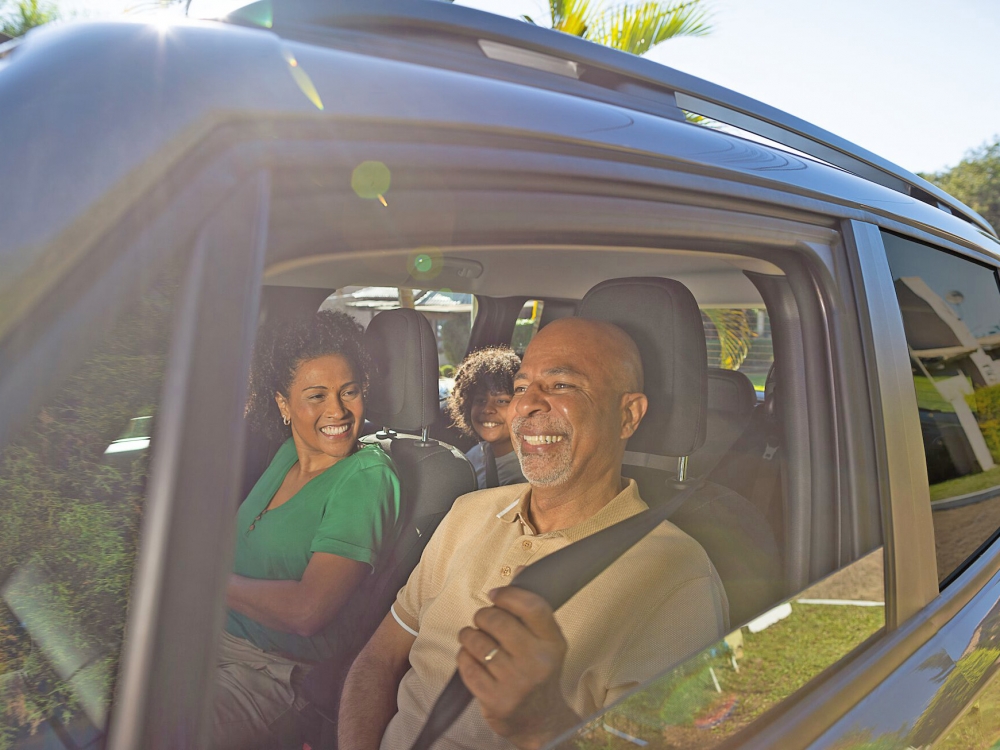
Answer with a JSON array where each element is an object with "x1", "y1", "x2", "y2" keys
[{"x1": 300, "y1": 308, "x2": 477, "y2": 747}]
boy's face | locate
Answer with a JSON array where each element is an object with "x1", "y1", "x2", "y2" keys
[{"x1": 470, "y1": 389, "x2": 513, "y2": 446}]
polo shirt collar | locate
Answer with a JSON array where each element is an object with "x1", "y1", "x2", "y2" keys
[{"x1": 497, "y1": 479, "x2": 648, "y2": 540}]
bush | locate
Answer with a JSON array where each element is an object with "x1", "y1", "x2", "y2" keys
[{"x1": 966, "y1": 382, "x2": 1000, "y2": 463}]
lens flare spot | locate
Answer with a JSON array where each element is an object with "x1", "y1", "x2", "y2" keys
[
  {"x1": 351, "y1": 161, "x2": 392, "y2": 200},
  {"x1": 408, "y1": 247, "x2": 443, "y2": 280},
  {"x1": 282, "y1": 48, "x2": 323, "y2": 111}
]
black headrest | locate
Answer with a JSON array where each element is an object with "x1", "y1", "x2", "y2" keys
[
  {"x1": 364, "y1": 308, "x2": 439, "y2": 432},
  {"x1": 707, "y1": 369, "x2": 756, "y2": 419},
  {"x1": 579, "y1": 277, "x2": 707, "y2": 457}
]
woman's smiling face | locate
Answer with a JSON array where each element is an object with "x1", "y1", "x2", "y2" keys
[
  {"x1": 276, "y1": 354, "x2": 364, "y2": 467},
  {"x1": 469, "y1": 389, "x2": 513, "y2": 447}
]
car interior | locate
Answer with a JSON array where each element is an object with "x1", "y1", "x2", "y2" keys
[{"x1": 233, "y1": 201, "x2": 875, "y2": 744}]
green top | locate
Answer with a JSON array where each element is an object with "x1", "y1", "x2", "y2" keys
[{"x1": 225, "y1": 439, "x2": 400, "y2": 662}]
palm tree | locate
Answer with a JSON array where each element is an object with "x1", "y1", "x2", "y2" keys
[{"x1": 523, "y1": 0, "x2": 712, "y2": 56}]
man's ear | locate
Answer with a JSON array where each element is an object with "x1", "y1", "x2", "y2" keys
[{"x1": 620, "y1": 392, "x2": 649, "y2": 440}]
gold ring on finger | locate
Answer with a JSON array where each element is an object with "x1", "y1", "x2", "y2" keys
[{"x1": 483, "y1": 647, "x2": 500, "y2": 663}]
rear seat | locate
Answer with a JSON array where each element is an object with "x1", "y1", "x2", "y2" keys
[{"x1": 688, "y1": 368, "x2": 757, "y2": 478}]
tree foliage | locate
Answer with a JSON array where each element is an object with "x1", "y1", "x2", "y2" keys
[
  {"x1": 523, "y1": 0, "x2": 712, "y2": 56},
  {"x1": 922, "y1": 137, "x2": 1000, "y2": 236},
  {"x1": 0, "y1": 0, "x2": 58, "y2": 39}
]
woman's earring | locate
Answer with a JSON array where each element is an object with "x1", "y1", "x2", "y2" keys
[{"x1": 282, "y1": 415, "x2": 290, "y2": 426}]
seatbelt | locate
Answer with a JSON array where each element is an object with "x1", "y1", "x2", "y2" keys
[
  {"x1": 408, "y1": 480, "x2": 704, "y2": 750},
  {"x1": 746, "y1": 381, "x2": 783, "y2": 539},
  {"x1": 484, "y1": 442, "x2": 500, "y2": 489}
]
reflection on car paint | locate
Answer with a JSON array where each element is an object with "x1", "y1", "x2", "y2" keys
[{"x1": 812, "y1": 575, "x2": 1000, "y2": 749}]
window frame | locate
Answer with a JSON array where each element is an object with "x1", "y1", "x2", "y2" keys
[{"x1": 106, "y1": 172, "x2": 269, "y2": 749}]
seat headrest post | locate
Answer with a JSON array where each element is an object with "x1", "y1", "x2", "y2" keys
[
  {"x1": 579, "y1": 277, "x2": 708, "y2": 458},
  {"x1": 677, "y1": 455, "x2": 689, "y2": 482}
]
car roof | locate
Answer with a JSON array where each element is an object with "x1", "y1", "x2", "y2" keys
[{"x1": 1, "y1": 1, "x2": 997, "y2": 328}]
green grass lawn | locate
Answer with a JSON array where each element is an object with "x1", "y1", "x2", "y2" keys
[
  {"x1": 930, "y1": 464, "x2": 1000, "y2": 501},
  {"x1": 935, "y1": 667, "x2": 1000, "y2": 750},
  {"x1": 913, "y1": 374, "x2": 957, "y2": 412},
  {"x1": 573, "y1": 604, "x2": 885, "y2": 749},
  {"x1": 746, "y1": 373, "x2": 767, "y2": 392}
]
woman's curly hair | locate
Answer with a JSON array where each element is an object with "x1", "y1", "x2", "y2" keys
[
  {"x1": 246, "y1": 310, "x2": 372, "y2": 440},
  {"x1": 447, "y1": 346, "x2": 521, "y2": 438}
]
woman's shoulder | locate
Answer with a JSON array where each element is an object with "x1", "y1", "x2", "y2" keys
[{"x1": 346, "y1": 441, "x2": 398, "y2": 476}]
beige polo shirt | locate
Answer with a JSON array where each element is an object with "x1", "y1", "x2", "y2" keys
[{"x1": 382, "y1": 480, "x2": 729, "y2": 750}]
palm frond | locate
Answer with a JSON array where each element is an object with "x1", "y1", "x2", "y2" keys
[
  {"x1": 548, "y1": 0, "x2": 596, "y2": 38},
  {"x1": 705, "y1": 309, "x2": 755, "y2": 371},
  {"x1": 592, "y1": 0, "x2": 712, "y2": 55}
]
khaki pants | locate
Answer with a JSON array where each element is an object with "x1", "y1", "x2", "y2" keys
[{"x1": 209, "y1": 630, "x2": 314, "y2": 750}]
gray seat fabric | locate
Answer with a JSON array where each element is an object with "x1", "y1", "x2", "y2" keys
[
  {"x1": 579, "y1": 277, "x2": 784, "y2": 627},
  {"x1": 301, "y1": 308, "x2": 476, "y2": 732},
  {"x1": 688, "y1": 368, "x2": 757, "y2": 478}
]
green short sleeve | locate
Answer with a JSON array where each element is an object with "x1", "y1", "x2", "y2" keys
[{"x1": 309, "y1": 456, "x2": 401, "y2": 571}]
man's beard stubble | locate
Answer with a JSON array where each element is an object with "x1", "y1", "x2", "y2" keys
[{"x1": 510, "y1": 414, "x2": 573, "y2": 487}]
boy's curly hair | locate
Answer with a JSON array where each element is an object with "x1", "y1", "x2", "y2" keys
[
  {"x1": 447, "y1": 346, "x2": 521, "y2": 438},
  {"x1": 246, "y1": 310, "x2": 372, "y2": 440}
]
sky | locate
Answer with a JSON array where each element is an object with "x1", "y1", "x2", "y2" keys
[
  {"x1": 454, "y1": 0, "x2": 1000, "y2": 175},
  {"x1": 55, "y1": 0, "x2": 999, "y2": 175}
]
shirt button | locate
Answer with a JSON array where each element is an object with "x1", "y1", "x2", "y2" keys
[
  {"x1": 522, "y1": 540, "x2": 532, "y2": 550},
  {"x1": 248, "y1": 524, "x2": 255, "y2": 531},
  {"x1": 500, "y1": 565, "x2": 511, "y2": 577}
]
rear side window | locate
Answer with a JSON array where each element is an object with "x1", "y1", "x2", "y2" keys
[
  {"x1": 703, "y1": 308, "x2": 772, "y2": 392},
  {"x1": 511, "y1": 299, "x2": 544, "y2": 357},
  {"x1": 882, "y1": 232, "x2": 1000, "y2": 585},
  {"x1": 0, "y1": 264, "x2": 181, "y2": 746},
  {"x1": 322, "y1": 286, "x2": 476, "y2": 396}
]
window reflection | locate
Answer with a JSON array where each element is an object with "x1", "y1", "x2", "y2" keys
[
  {"x1": 566, "y1": 550, "x2": 885, "y2": 749},
  {"x1": 883, "y1": 232, "x2": 1000, "y2": 585},
  {"x1": 0, "y1": 270, "x2": 178, "y2": 747}
]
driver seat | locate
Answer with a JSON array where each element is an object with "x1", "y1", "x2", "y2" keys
[{"x1": 579, "y1": 277, "x2": 784, "y2": 627}]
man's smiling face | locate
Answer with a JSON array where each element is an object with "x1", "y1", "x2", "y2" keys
[{"x1": 510, "y1": 318, "x2": 645, "y2": 490}]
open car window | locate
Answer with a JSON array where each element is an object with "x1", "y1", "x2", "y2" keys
[{"x1": 262, "y1": 221, "x2": 884, "y2": 748}]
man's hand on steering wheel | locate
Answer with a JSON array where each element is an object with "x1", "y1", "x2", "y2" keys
[{"x1": 456, "y1": 586, "x2": 581, "y2": 750}]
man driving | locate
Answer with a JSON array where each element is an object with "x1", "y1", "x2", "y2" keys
[{"x1": 339, "y1": 317, "x2": 729, "y2": 750}]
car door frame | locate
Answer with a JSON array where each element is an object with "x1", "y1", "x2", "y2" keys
[{"x1": 106, "y1": 171, "x2": 269, "y2": 749}]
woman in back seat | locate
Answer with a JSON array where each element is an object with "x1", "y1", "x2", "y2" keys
[{"x1": 210, "y1": 311, "x2": 401, "y2": 750}]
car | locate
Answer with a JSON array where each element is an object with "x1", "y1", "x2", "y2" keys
[{"x1": 2, "y1": 1, "x2": 1000, "y2": 748}]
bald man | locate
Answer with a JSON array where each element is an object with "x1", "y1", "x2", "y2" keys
[{"x1": 339, "y1": 318, "x2": 729, "y2": 750}]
